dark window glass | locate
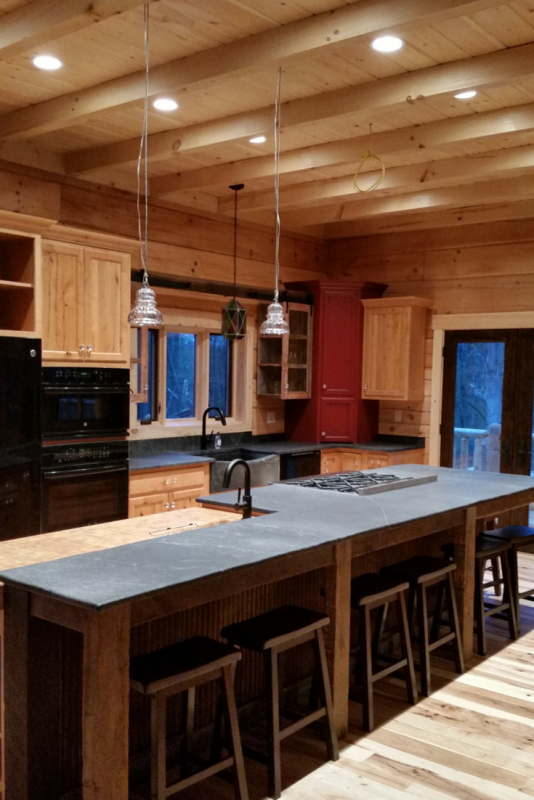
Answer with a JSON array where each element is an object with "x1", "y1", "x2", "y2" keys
[
  {"x1": 166, "y1": 332, "x2": 196, "y2": 419},
  {"x1": 209, "y1": 334, "x2": 232, "y2": 416},
  {"x1": 137, "y1": 329, "x2": 158, "y2": 422}
]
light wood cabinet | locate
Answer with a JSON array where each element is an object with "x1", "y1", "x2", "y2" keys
[
  {"x1": 362, "y1": 296, "x2": 432, "y2": 402},
  {"x1": 321, "y1": 447, "x2": 424, "y2": 474},
  {"x1": 42, "y1": 240, "x2": 130, "y2": 366},
  {"x1": 257, "y1": 302, "x2": 312, "y2": 399},
  {"x1": 129, "y1": 463, "x2": 210, "y2": 518},
  {"x1": 0, "y1": 228, "x2": 41, "y2": 337}
]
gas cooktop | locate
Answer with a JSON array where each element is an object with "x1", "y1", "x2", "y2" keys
[{"x1": 284, "y1": 471, "x2": 437, "y2": 495}]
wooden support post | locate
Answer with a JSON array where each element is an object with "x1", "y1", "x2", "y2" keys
[
  {"x1": 324, "y1": 540, "x2": 352, "y2": 740},
  {"x1": 82, "y1": 605, "x2": 131, "y2": 800},
  {"x1": 452, "y1": 505, "x2": 477, "y2": 663}
]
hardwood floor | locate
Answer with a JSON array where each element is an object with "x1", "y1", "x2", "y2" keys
[{"x1": 181, "y1": 552, "x2": 534, "y2": 800}]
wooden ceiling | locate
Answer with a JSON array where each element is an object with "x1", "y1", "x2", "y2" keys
[{"x1": 3, "y1": 0, "x2": 534, "y2": 239}]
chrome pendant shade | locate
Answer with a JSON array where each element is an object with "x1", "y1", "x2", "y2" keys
[
  {"x1": 128, "y1": 275, "x2": 163, "y2": 327},
  {"x1": 260, "y1": 68, "x2": 289, "y2": 337},
  {"x1": 221, "y1": 183, "x2": 247, "y2": 340}
]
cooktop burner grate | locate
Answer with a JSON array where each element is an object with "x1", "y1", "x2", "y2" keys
[{"x1": 284, "y1": 471, "x2": 437, "y2": 495}]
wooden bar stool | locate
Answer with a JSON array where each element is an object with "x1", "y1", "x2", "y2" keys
[
  {"x1": 483, "y1": 524, "x2": 534, "y2": 634},
  {"x1": 444, "y1": 536, "x2": 519, "y2": 656},
  {"x1": 130, "y1": 636, "x2": 249, "y2": 800},
  {"x1": 221, "y1": 605, "x2": 339, "y2": 800},
  {"x1": 381, "y1": 556, "x2": 464, "y2": 696},
  {"x1": 350, "y1": 573, "x2": 418, "y2": 732}
]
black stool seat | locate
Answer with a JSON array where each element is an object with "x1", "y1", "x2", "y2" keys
[
  {"x1": 382, "y1": 556, "x2": 456, "y2": 583},
  {"x1": 130, "y1": 636, "x2": 248, "y2": 800},
  {"x1": 221, "y1": 605, "x2": 329, "y2": 652},
  {"x1": 485, "y1": 525, "x2": 534, "y2": 544},
  {"x1": 381, "y1": 556, "x2": 464, "y2": 696},
  {"x1": 221, "y1": 605, "x2": 338, "y2": 799},
  {"x1": 130, "y1": 636, "x2": 240, "y2": 693},
  {"x1": 350, "y1": 572, "x2": 417, "y2": 732},
  {"x1": 484, "y1": 525, "x2": 534, "y2": 635},
  {"x1": 351, "y1": 572, "x2": 409, "y2": 606}
]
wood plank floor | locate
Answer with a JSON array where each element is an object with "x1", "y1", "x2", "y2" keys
[{"x1": 181, "y1": 552, "x2": 534, "y2": 800}]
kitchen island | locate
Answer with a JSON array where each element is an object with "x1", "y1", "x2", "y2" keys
[{"x1": 2, "y1": 465, "x2": 534, "y2": 800}]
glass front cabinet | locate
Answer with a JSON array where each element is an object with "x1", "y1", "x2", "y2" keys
[{"x1": 257, "y1": 302, "x2": 313, "y2": 399}]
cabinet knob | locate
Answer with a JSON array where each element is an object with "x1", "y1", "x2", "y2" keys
[
  {"x1": 170, "y1": 502, "x2": 176, "y2": 509},
  {"x1": 285, "y1": 383, "x2": 289, "y2": 389},
  {"x1": 321, "y1": 432, "x2": 326, "y2": 436},
  {"x1": 164, "y1": 503, "x2": 170, "y2": 509},
  {"x1": 364, "y1": 384, "x2": 368, "y2": 389},
  {"x1": 79, "y1": 344, "x2": 85, "y2": 352},
  {"x1": 172, "y1": 478, "x2": 177, "y2": 484},
  {"x1": 87, "y1": 344, "x2": 93, "y2": 353},
  {"x1": 323, "y1": 384, "x2": 327, "y2": 389},
  {"x1": 164, "y1": 479, "x2": 170, "y2": 485}
]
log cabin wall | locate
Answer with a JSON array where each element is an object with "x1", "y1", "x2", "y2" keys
[
  {"x1": 0, "y1": 161, "x2": 330, "y2": 439},
  {"x1": 329, "y1": 218, "x2": 534, "y2": 463}
]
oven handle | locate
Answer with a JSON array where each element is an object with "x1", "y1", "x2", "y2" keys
[
  {"x1": 43, "y1": 386, "x2": 128, "y2": 394},
  {"x1": 42, "y1": 463, "x2": 128, "y2": 479}
]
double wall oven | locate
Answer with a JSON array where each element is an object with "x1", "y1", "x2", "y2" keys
[{"x1": 41, "y1": 367, "x2": 130, "y2": 532}]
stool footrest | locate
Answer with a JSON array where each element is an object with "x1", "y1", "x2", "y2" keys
[
  {"x1": 372, "y1": 658, "x2": 409, "y2": 683},
  {"x1": 166, "y1": 756, "x2": 234, "y2": 796},
  {"x1": 279, "y1": 708, "x2": 327, "y2": 741},
  {"x1": 427, "y1": 630, "x2": 456, "y2": 653}
]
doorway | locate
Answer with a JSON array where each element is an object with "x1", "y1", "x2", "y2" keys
[{"x1": 440, "y1": 329, "x2": 534, "y2": 477}]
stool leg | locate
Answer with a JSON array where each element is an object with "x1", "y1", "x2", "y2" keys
[
  {"x1": 150, "y1": 692, "x2": 166, "y2": 800},
  {"x1": 445, "y1": 572, "x2": 465, "y2": 675},
  {"x1": 180, "y1": 687, "x2": 195, "y2": 777},
  {"x1": 416, "y1": 584, "x2": 431, "y2": 697},
  {"x1": 360, "y1": 605, "x2": 374, "y2": 733},
  {"x1": 501, "y1": 552, "x2": 519, "y2": 641},
  {"x1": 397, "y1": 591, "x2": 418, "y2": 707},
  {"x1": 508, "y1": 546, "x2": 520, "y2": 635},
  {"x1": 430, "y1": 582, "x2": 445, "y2": 644},
  {"x1": 475, "y1": 558, "x2": 486, "y2": 656},
  {"x1": 372, "y1": 602, "x2": 388, "y2": 672},
  {"x1": 221, "y1": 663, "x2": 249, "y2": 800},
  {"x1": 313, "y1": 628, "x2": 339, "y2": 761},
  {"x1": 264, "y1": 648, "x2": 282, "y2": 800},
  {"x1": 491, "y1": 557, "x2": 502, "y2": 597}
]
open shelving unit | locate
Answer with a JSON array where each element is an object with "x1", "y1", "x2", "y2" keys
[{"x1": 0, "y1": 229, "x2": 41, "y2": 337}]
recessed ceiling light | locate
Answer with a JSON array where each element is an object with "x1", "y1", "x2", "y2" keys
[
  {"x1": 250, "y1": 135, "x2": 266, "y2": 144},
  {"x1": 153, "y1": 97, "x2": 178, "y2": 111},
  {"x1": 371, "y1": 36, "x2": 403, "y2": 53},
  {"x1": 32, "y1": 55, "x2": 62, "y2": 71},
  {"x1": 454, "y1": 90, "x2": 477, "y2": 100}
]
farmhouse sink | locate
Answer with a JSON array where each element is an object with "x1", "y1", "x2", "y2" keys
[{"x1": 194, "y1": 448, "x2": 280, "y2": 494}]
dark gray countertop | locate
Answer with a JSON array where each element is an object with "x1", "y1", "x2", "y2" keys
[
  {"x1": 130, "y1": 453, "x2": 215, "y2": 471},
  {"x1": 2, "y1": 466, "x2": 534, "y2": 612},
  {"x1": 242, "y1": 440, "x2": 424, "y2": 455}
]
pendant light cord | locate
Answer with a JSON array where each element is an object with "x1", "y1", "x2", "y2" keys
[
  {"x1": 274, "y1": 67, "x2": 281, "y2": 304},
  {"x1": 137, "y1": 3, "x2": 150, "y2": 286},
  {"x1": 233, "y1": 186, "x2": 238, "y2": 296}
]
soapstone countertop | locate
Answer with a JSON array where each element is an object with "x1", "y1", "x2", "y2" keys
[
  {"x1": 2, "y1": 465, "x2": 534, "y2": 613},
  {"x1": 241, "y1": 440, "x2": 424, "y2": 456},
  {"x1": 130, "y1": 453, "x2": 215, "y2": 471}
]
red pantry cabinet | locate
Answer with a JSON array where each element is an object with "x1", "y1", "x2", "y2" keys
[{"x1": 284, "y1": 281, "x2": 385, "y2": 443}]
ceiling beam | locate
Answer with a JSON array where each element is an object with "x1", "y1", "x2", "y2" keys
[
  {"x1": 218, "y1": 144, "x2": 534, "y2": 214},
  {"x1": 0, "y1": 0, "x2": 506, "y2": 140},
  {"x1": 0, "y1": 0, "x2": 156, "y2": 62},
  {"x1": 143, "y1": 43, "x2": 534, "y2": 196},
  {"x1": 280, "y1": 175, "x2": 534, "y2": 230}
]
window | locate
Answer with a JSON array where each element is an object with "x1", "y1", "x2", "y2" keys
[
  {"x1": 166, "y1": 332, "x2": 197, "y2": 419},
  {"x1": 134, "y1": 328, "x2": 158, "y2": 422},
  {"x1": 208, "y1": 333, "x2": 232, "y2": 416}
]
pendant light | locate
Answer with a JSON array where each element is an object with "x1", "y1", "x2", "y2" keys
[
  {"x1": 128, "y1": 4, "x2": 163, "y2": 327},
  {"x1": 221, "y1": 183, "x2": 247, "y2": 340},
  {"x1": 260, "y1": 68, "x2": 289, "y2": 336}
]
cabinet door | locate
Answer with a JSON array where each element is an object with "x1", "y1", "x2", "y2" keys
[
  {"x1": 362, "y1": 306, "x2": 411, "y2": 399},
  {"x1": 340, "y1": 452, "x2": 364, "y2": 472},
  {"x1": 365, "y1": 453, "x2": 390, "y2": 470},
  {"x1": 41, "y1": 242, "x2": 85, "y2": 362},
  {"x1": 320, "y1": 289, "x2": 357, "y2": 397},
  {"x1": 83, "y1": 248, "x2": 130, "y2": 364},
  {"x1": 321, "y1": 452, "x2": 341, "y2": 474},
  {"x1": 282, "y1": 303, "x2": 313, "y2": 400},
  {"x1": 129, "y1": 493, "x2": 169, "y2": 518},
  {"x1": 320, "y1": 398, "x2": 355, "y2": 442}
]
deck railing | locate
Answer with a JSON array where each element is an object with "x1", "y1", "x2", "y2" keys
[{"x1": 453, "y1": 424, "x2": 502, "y2": 472}]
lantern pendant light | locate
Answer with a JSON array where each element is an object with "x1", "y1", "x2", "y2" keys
[
  {"x1": 260, "y1": 68, "x2": 289, "y2": 336},
  {"x1": 128, "y1": 4, "x2": 163, "y2": 327},
  {"x1": 221, "y1": 183, "x2": 247, "y2": 340}
]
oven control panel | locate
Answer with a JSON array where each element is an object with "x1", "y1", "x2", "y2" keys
[
  {"x1": 42, "y1": 440, "x2": 129, "y2": 469},
  {"x1": 42, "y1": 367, "x2": 129, "y2": 386}
]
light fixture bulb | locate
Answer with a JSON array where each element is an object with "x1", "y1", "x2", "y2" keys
[
  {"x1": 454, "y1": 90, "x2": 477, "y2": 100},
  {"x1": 32, "y1": 55, "x2": 62, "y2": 70},
  {"x1": 371, "y1": 36, "x2": 403, "y2": 53},
  {"x1": 153, "y1": 97, "x2": 178, "y2": 111},
  {"x1": 128, "y1": 281, "x2": 163, "y2": 327},
  {"x1": 260, "y1": 302, "x2": 289, "y2": 336},
  {"x1": 250, "y1": 135, "x2": 266, "y2": 144}
]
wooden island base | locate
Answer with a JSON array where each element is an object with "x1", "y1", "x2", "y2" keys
[{"x1": 2, "y1": 482, "x2": 534, "y2": 800}]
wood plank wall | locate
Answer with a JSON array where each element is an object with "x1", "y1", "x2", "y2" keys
[
  {"x1": 0, "y1": 162, "x2": 330, "y2": 437},
  {"x1": 329, "y1": 218, "x2": 534, "y2": 462}
]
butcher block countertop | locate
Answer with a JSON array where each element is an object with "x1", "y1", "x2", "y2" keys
[{"x1": 0, "y1": 506, "x2": 237, "y2": 602}]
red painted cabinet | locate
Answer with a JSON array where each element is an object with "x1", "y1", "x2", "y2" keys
[{"x1": 285, "y1": 281, "x2": 385, "y2": 443}]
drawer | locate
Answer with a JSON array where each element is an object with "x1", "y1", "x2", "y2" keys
[
  {"x1": 365, "y1": 453, "x2": 390, "y2": 470},
  {"x1": 340, "y1": 452, "x2": 364, "y2": 472},
  {"x1": 129, "y1": 493, "x2": 169, "y2": 518},
  {"x1": 130, "y1": 466, "x2": 207, "y2": 497}
]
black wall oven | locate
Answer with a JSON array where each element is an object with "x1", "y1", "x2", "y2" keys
[
  {"x1": 41, "y1": 440, "x2": 129, "y2": 533},
  {"x1": 41, "y1": 367, "x2": 129, "y2": 439}
]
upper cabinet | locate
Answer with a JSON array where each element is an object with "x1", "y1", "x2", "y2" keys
[
  {"x1": 257, "y1": 302, "x2": 313, "y2": 400},
  {"x1": 42, "y1": 240, "x2": 130, "y2": 366},
  {"x1": 362, "y1": 296, "x2": 432, "y2": 401},
  {"x1": 0, "y1": 228, "x2": 41, "y2": 337}
]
